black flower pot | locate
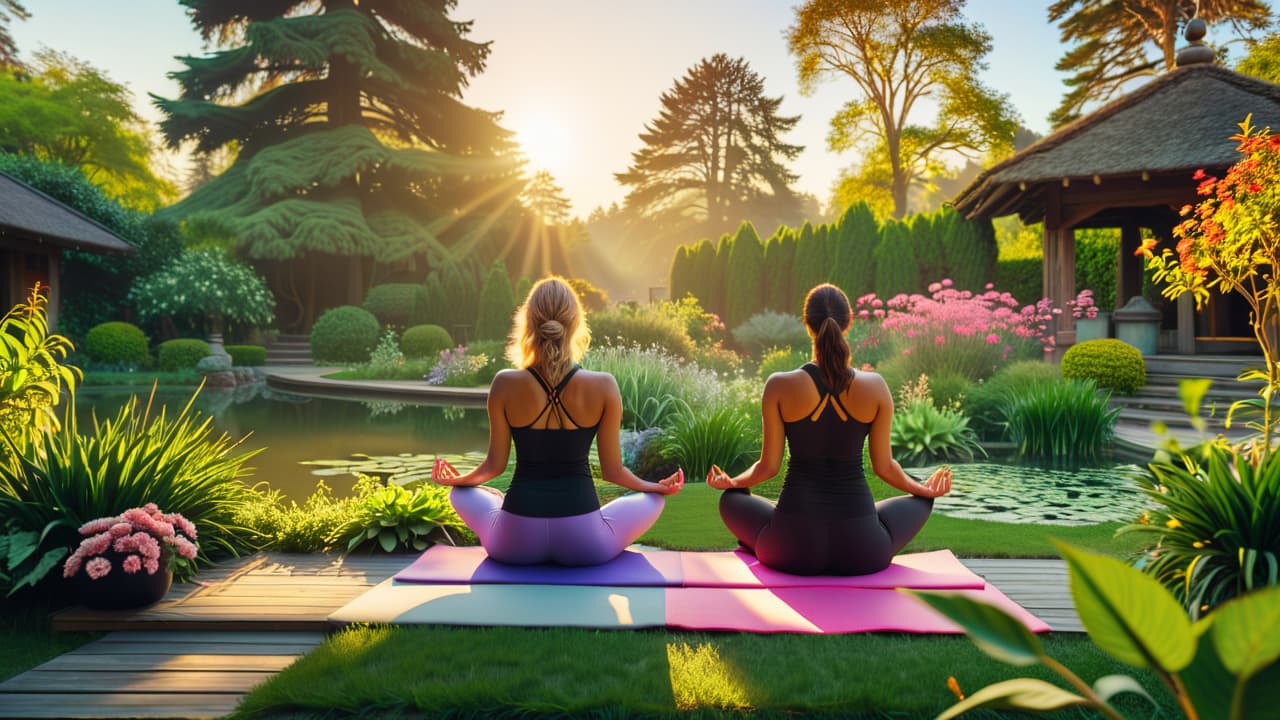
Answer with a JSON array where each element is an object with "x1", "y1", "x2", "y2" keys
[{"x1": 73, "y1": 551, "x2": 173, "y2": 610}]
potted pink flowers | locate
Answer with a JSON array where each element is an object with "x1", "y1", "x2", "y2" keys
[
  {"x1": 1068, "y1": 289, "x2": 1111, "y2": 341},
  {"x1": 62, "y1": 504, "x2": 199, "y2": 610}
]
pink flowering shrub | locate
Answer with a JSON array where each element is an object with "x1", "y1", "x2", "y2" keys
[
  {"x1": 1067, "y1": 289, "x2": 1100, "y2": 320},
  {"x1": 852, "y1": 279, "x2": 1059, "y2": 381},
  {"x1": 63, "y1": 504, "x2": 199, "y2": 581}
]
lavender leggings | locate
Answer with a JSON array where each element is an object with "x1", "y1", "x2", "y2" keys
[{"x1": 450, "y1": 487, "x2": 665, "y2": 566}]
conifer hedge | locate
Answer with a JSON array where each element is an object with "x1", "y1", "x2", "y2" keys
[{"x1": 723, "y1": 222, "x2": 765, "y2": 330}]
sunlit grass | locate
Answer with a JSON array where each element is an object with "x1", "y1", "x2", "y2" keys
[{"x1": 228, "y1": 625, "x2": 1177, "y2": 718}]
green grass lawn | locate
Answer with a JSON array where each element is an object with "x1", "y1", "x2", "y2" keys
[
  {"x1": 229, "y1": 625, "x2": 1177, "y2": 719},
  {"x1": 0, "y1": 600, "x2": 101, "y2": 683}
]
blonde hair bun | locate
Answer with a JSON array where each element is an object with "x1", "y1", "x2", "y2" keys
[{"x1": 539, "y1": 320, "x2": 565, "y2": 340}]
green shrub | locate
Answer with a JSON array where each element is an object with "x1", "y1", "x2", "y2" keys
[
  {"x1": 0, "y1": 287, "x2": 79, "y2": 456},
  {"x1": 1122, "y1": 442, "x2": 1280, "y2": 619},
  {"x1": 582, "y1": 345, "x2": 720, "y2": 429},
  {"x1": 330, "y1": 477, "x2": 470, "y2": 552},
  {"x1": 890, "y1": 375, "x2": 985, "y2": 465},
  {"x1": 927, "y1": 371, "x2": 975, "y2": 408},
  {"x1": 233, "y1": 482, "x2": 354, "y2": 553},
  {"x1": 691, "y1": 343, "x2": 744, "y2": 375},
  {"x1": 659, "y1": 402, "x2": 759, "y2": 482},
  {"x1": 763, "y1": 230, "x2": 797, "y2": 313},
  {"x1": 1061, "y1": 338, "x2": 1146, "y2": 394},
  {"x1": 873, "y1": 219, "x2": 919, "y2": 299},
  {"x1": 1000, "y1": 379, "x2": 1120, "y2": 463},
  {"x1": 657, "y1": 296, "x2": 725, "y2": 346},
  {"x1": 724, "y1": 222, "x2": 765, "y2": 330},
  {"x1": 966, "y1": 360, "x2": 1062, "y2": 439},
  {"x1": 475, "y1": 261, "x2": 516, "y2": 341},
  {"x1": 401, "y1": 325, "x2": 453, "y2": 361},
  {"x1": 465, "y1": 339, "x2": 511, "y2": 385},
  {"x1": 84, "y1": 321, "x2": 150, "y2": 368},
  {"x1": 566, "y1": 278, "x2": 608, "y2": 312},
  {"x1": 1074, "y1": 229, "x2": 1119, "y2": 311},
  {"x1": 995, "y1": 257, "x2": 1043, "y2": 307},
  {"x1": 157, "y1": 339, "x2": 211, "y2": 371},
  {"x1": 731, "y1": 311, "x2": 810, "y2": 358},
  {"x1": 226, "y1": 345, "x2": 266, "y2": 366},
  {"x1": 758, "y1": 346, "x2": 809, "y2": 380},
  {"x1": 0, "y1": 389, "x2": 262, "y2": 595},
  {"x1": 363, "y1": 283, "x2": 428, "y2": 328},
  {"x1": 129, "y1": 249, "x2": 275, "y2": 330},
  {"x1": 588, "y1": 305, "x2": 695, "y2": 362},
  {"x1": 310, "y1": 306, "x2": 380, "y2": 364}
]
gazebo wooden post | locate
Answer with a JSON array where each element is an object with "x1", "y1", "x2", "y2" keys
[
  {"x1": 1043, "y1": 184, "x2": 1076, "y2": 353},
  {"x1": 1117, "y1": 224, "x2": 1143, "y2": 307},
  {"x1": 47, "y1": 252, "x2": 60, "y2": 332}
]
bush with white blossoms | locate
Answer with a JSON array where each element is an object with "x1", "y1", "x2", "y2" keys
[
  {"x1": 63, "y1": 504, "x2": 199, "y2": 580},
  {"x1": 129, "y1": 249, "x2": 275, "y2": 328}
]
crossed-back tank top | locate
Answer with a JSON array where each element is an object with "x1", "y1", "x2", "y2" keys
[
  {"x1": 502, "y1": 365, "x2": 601, "y2": 518},
  {"x1": 776, "y1": 363, "x2": 876, "y2": 518}
]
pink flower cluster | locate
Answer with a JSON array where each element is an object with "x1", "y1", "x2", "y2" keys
[
  {"x1": 1067, "y1": 289, "x2": 1099, "y2": 320},
  {"x1": 63, "y1": 503, "x2": 199, "y2": 581},
  {"x1": 854, "y1": 279, "x2": 1060, "y2": 360}
]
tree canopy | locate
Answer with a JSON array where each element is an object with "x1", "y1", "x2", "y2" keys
[
  {"x1": 0, "y1": 0, "x2": 27, "y2": 69},
  {"x1": 788, "y1": 0, "x2": 1016, "y2": 220},
  {"x1": 1049, "y1": 0, "x2": 1272, "y2": 127},
  {"x1": 0, "y1": 51, "x2": 175, "y2": 210},
  {"x1": 523, "y1": 170, "x2": 572, "y2": 226},
  {"x1": 154, "y1": 0, "x2": 521, "y2": 328},
  {"x1": 615, "y1": 53, "x2": 804, "y2": 253}
]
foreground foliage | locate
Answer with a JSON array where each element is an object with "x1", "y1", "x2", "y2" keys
[{"x1": 0, "y1": 285, "x2": 79, "y2": 456}]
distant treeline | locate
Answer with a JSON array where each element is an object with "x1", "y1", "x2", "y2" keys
[{"x1": 668, "y1": 203, "x2": 999, "y2": 329}]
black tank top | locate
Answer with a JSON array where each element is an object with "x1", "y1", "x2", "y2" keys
[
  {"x1": 776, "y1": 364, "x2": 876, "y2": 518},
  {"x1": 502, "y1": 366, "x2": 601, "y2": 518}
]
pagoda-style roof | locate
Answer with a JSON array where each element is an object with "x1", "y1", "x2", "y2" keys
[
  {"x1": 953, "y1": 63, "x2": 1280, "y2": 223},
  {"x1": 0, "y1": 172, "x2": 134, "y2": 254}
]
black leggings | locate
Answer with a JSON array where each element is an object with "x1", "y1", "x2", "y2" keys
[{"x1": 719, "y1": 488, "x2": 934, "y2": 576}]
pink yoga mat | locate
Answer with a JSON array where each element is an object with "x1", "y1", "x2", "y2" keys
[
  {"x1": 664, "y1": 584, "x2": 1051, "y2": 634},
  {"x1": 393, "y1": 546, "x2": 986, "y2": 590}
]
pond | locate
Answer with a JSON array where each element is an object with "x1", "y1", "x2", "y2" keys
[{"x1": 77, "y1": 382, "x2": 1155, "y2": 525}]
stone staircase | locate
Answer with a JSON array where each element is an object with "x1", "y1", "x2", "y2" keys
[
  {"x1": 265, "y1": 333, "x2": 314, "y2": 366},
  {"x1": 1111, "y1": 354, "x2": 1265, "y2": 439}
]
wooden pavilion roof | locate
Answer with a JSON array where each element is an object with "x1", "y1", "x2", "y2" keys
[{"x1": 0, "y1": 171, "x2": 134, "y2": 254}]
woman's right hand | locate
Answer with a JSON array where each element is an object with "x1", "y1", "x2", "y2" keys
[
  {"x1": 916, "y1": 465, "x2": 952, "y2": 498},
  {"x1": 432, "y1": 457, "x2": 461, "y2": 486},
  {"x1": 654, "y1": 468, "x2": 685, "y2": 495}
]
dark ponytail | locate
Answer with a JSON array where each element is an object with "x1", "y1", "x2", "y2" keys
[{"x1": 804, "y1": 284, "x2": 853, "y2": 394}]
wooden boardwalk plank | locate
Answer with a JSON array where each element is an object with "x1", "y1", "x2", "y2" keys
[
  {"x1": 0, "y1": 693, "x2": 240, "y2": 719},
  {"x1": 1, "y1": 670, "x2": 279, "y2": 693},
  {"x1": 32, "y1": 654, "x2": 302, "y2": 673}
]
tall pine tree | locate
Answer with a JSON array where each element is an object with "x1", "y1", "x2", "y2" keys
[
  {"x1": 155, "y1": 0, "x2": 519, "y2": 330},
  {"x1": 708, "y1": 233, "x2": 734, "y2": 321},
  {"x1": 830, "y1": 202, "x2": 878, "y2": 298},
  {"x1": 873, "y1": 220, "x2": 919, "y2": 299},
  {"x1": 791, "y1": 221, "x2": 826, "y2": 310},
  {"x1": 763, "y1": 229, "x2": 796, "y2": 313},
  {"x1": 939, "y1": 209, "x2": 997, "y2": 291},
  {"x1": 668, "y1": 244, "x2": 693, "y2": 302},
  {"x1": 911, "y1": 213, "x2": 945, "y2": 289}
]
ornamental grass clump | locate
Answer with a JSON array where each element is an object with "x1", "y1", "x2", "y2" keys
[
  {"x1": 582, "y1": 345, "x2": 721, "y2": 429},
  {"x1": 855, "y1": 280, "x2": 1058, "y2": 383},
  {"x1": 659, "y1": 400, "x2": 759, "y2": 482},
  {"x1": 1000, "y1": 379, "x2": 1119, "y2": 464}
]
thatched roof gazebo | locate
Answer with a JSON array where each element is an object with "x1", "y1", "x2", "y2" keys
[
  {"x1": 952, "y1": 24, "x2": 1280, "y2": 354},
  {"x1": 0, "y1": 171, "x2": 134, "y2": 329}
]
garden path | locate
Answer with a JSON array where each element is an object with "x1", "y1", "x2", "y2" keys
[{"x1": 0, "y1": 552, "x2": 1078, "y2": 719}]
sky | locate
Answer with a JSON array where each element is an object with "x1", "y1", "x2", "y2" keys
[{"x1": 8, "y1": 1, "x2": 1263, "y2": 216}]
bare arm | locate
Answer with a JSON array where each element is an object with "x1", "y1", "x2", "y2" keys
[
  {"x1": 708, "y1": 375, "x2": 785, "y2": 489},
  {"x1": 597, "y1": 374, "x2": 683, "y2": 494},
  {"x1": 866, "y1": 374, "x2": 950, "y2": 498},
  {"x1": 432, "y1": 372, "x2": 513, "y2": 486}
]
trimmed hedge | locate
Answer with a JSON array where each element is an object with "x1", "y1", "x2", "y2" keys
[
  {"x1": 310, "y1": 306, "x2": 380, "y2": 364},
  {"x1": 1061, "y1": 338, "x2": 1146, "y2": 394},
  {"x1": 996, "y1": 257, "x2": 1043, "y2": 305},
  {"x1": 226, "y1": 345, "x2": 267, "y2": 366},
  {"x1": 363, "y1": 283, "x2": 429, "y2": 328},
  {"x1": 401, "y1": 325, "x2": 453, "y2": 360},
  {"x1": 84, "y1": 322, "x2": 150, "y2": 368},
  {"x1": 157, "y1": 338, "x2": 211, "y2": 371}
]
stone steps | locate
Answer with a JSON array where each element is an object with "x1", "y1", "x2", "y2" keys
[{"x1": 265, "y1": 334, "x2": 312, "y2": 367}]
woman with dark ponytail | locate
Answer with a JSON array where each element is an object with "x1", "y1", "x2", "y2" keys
[
  {"x1": 433, "y1": 277, "x2": 684, "y2": 566},
  {"x1": 707, "y1": 283, "x2": 950, "y2": 575}
]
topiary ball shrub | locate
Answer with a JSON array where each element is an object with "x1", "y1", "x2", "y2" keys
[
  {"x1": 310, "y1": 306, "x2": 380, "y2": 364},
  {"x1": 400, "y1": 325, "x2": 453, "y2": 361},
  {"x1": 157, "y1": 339, "x2": 211, "y2": 371},
  {"x1": 362, "y1": 284, "x2": 428, "y2": 328},
  {"x1": 84, "y1": 322, "x2": 151, "y2": 368},
  {"x1": 226, "y1": 345, "x2": 267, "y2": 366},
  {"x1": 1061, "y1": 338, "x2": 1146, "y2": 394}
]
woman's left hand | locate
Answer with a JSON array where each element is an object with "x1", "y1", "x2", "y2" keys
[
  {"x1": 654, "y1": 468, "x2": 685, "y2": 495},
  {"x1": 432, "y1": 456, "x2": 461, "y2": 486},
  {"x1": 706, "y1": 464, "x2": 735, "y2": 490}
]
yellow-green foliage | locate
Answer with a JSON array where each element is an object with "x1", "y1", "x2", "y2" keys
[
  {"x1": 758, "y1": 346, "x2": 809, "y2": 380},
  {"x1": 233, "y1": 482, "x2": 354, "y2": 553},
  {"x1": 400, "y1": 324, "x2": 453, "y2": 360},
  {"x1": 226, "y1": 345, "x2": 266, "y2": 366},
  {"x1": 84, "y1": 321, "x2": 150, "y2": 367},
  {"x1": 0, "y1": 286, "x2": 80, "y2": 453},
  {"x1": 1061, "y1": 338, "x2": 1146, "y2": 394}
]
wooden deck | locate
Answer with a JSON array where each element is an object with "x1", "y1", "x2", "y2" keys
[{"x1": 1, "y1": 553, "x2": 1081, "y2": 719}]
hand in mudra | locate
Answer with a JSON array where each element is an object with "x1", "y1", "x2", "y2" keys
[
  {"x1": 918, "y1": 465, "x2": 952, "y2": 498},
  {"x1": 655, "y1": 468, "x2": 685, "y2": 495},
  {"x1": 705, "y1": 464, "x2": 735, "y2": 490},
  {"x1": 432, "y1": 457, "x2": 461, "y2": 486}
]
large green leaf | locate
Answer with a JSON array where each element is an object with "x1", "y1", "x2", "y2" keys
[
  {"x1": 1092, "y1": 674, "x2": 1157, "y2": 707},
  {"x1": 1210, "y1": 584, "x2": 1280, "y2": 680},
  {"x1": 936, "y1": 678, "x2": 1087, "y2": 720},
  {"x1": 1056, "y1": 541, "x2": 1195, "y2": 671},
  {"x1": 905, "y1": 590, "x2": 1043, "y2": 666},
  {"x1": 1182, "y1": 623, "x2": 1233, "y2": 720}
]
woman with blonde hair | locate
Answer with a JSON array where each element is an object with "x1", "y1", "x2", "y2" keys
[
  {"x1": 707, "y1": 283, "x2": 950, "y2": 575},
  {"x1": 433, "y1": 277, "x2": 683, "y2": 566}
]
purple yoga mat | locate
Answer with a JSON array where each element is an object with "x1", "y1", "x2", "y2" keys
[
  {"x1": 393, "y1": 546, "x2": 986, "y2": 589},
  {"x1": 664, "y1": 584, "x2": 1052, "y2": 634}
]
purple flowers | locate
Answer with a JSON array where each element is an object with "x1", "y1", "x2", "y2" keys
[
  {"x1": 425, "y1": 345, "x2": 490, "y2": 386},
  {"x1": 63, "y1": 503, "x2": 199, "y2": 581}
]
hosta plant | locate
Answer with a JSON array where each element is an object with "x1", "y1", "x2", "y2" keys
[
  {"x1": 330, "y1": 476, "x2": 470, "y2": 553},
  {"x1": 890, "y1": 375, "x2": 985, "y2": 465},
  {"x1": 911, "y1": 543, "x2": 1280, "y2": 720}
]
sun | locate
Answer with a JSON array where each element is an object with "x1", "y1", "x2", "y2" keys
[{"x1": 514, "y1": 111, "x2": 572, "y2": 175}]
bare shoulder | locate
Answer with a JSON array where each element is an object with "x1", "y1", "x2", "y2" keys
[
  {"x1": 763, "y1": 368, "x2": 810, "y2": 396},
  {"x1": 852, "y1": 369, "x2": 891, "y2": 397},
  {"x1": 491, "y1": 368, "x2": 526, "y2": 387},
  {"x1": 570, "y1": 368, "x2": 618, "y2": 391}
]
